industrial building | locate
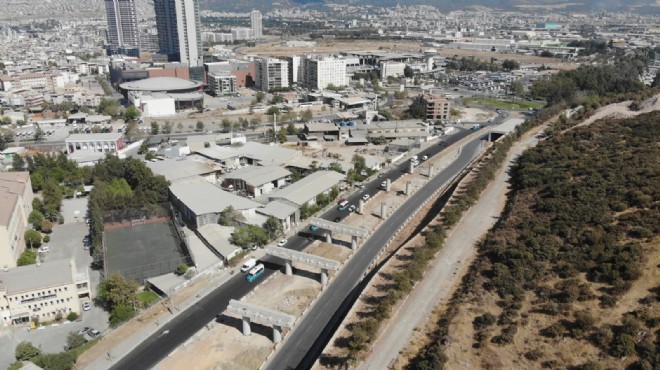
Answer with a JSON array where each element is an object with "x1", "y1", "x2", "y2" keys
[
  {"x1": 170, "y1": 181, "x2": 263, "y2": 228},
  {"x1": 223, "y1": 166, "x2": 291, "y2": 197},
  {"x1": 268, "y1": 171, "x2": 345, "y2": 207}
]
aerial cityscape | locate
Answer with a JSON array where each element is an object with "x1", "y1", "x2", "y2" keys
[{"x1": 0, "y1": 0, "x2": 658, "y2": 369}]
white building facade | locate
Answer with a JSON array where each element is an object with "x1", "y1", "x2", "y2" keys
[
  {"x1": 255, "y1": 58, "x2": 289, "y2": 91},
  {"x1": 302, "y1": 56, "x2": 347, "y2": 91},
  {"x1": 104, "y1": 0, "x2": 140, "y2": 51},
  {"x1": 154, "y1": 0, "x2": 202, "y2": 67}
]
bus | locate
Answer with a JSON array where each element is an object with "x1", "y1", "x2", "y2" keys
[{"x1": 246, "y1": 264, "x2": 265, "y2": 282}]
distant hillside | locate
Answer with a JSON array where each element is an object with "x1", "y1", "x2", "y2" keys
[{"x1": 201, "y1": 0, "x2": 660, "y2": 12}]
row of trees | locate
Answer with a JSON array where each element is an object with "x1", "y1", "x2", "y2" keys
[
  {"x1": 529, "y1": 52, "x2": 649, "y2": 105},
  {"x1": 444, "y1": 57, "x2": 520, "y2": 72}
]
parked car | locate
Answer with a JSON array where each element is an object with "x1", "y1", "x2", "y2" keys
[
  {"x1": 277, "y1": 239, "x2": 287, "y2": 247},
  {"x1": 82, "y1": 301, "x2": 91, "y2": 311},
  {"x1": 77, "y1": 327, "x2": 92, "y2": 335},
  {"x1": 38, "y1": 246, "x2": 50, "y2": 253},
  {"x1": 240, "y1": 258, "x2": 257, "y2": 273},
  {"x1": 83, "y1": 235, "x2": 91, "y2": 245},
  {"x1": 348, "y1": 204, "x2": 356, "y2": 212},
  {"x1": 362, "y1": 194, "x2": 371, "y2": 202},
  {"x1": 333, "y1": 216, "x2": 341, "y2": 223},
  {"x1": 421, "y1": 155, "x2": 428, "y2": 161},
  {"x1": 87, "y1": 329, "x2": 101, "y2": 338},
  {"x1": 309, "y1": 225, "x2": 319, "y2": 231}
]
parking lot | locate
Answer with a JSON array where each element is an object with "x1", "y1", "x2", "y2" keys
[{"x1": 0, "y1": 197, "x2": 108, "y2": 368}]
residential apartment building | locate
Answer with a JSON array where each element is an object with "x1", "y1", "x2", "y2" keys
[
  {"x1": 230, "y1": 27, "x2": 253, "y2": 41},
  {"x1": 421, "y1": 94, "x2": 451, "y2": 120},
  {"x1": 286, "y1": 56, "x2": 302, "y2": 85},
  {"x1": 302, "y1": 56, "x2": 346, "y2": 91},
  {"x1": 207, "y1": 72, "x2": 236, "y2": 96},
  {"x1": 154, "y1": 0, "x2": 203, "y2": 67},
  {"x1": 104, "y1": 0, "x2": 140, "y2": 53},
  {"x1": 0, "y1": 259, "x2": 91, "y2": 325},
  {"x1": 250, "y1": 10, "x2": 263, "y2": 39},
  {"x1": 0, "y1": 72, "x2": 64, "y2": 92},
  {"x1": 204, "y1": 60, "x2": 255, "y2": 88},
  {"x1": 255, "y1": 58, "x2": 289, "y2": 91},
  {"x1": 0, "y1": 172, "x2": 33, "y2": 270}
]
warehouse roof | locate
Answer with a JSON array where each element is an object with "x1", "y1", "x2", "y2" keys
[
  {"x1": 258, "y1": 199, "x2": 299, "y2": 220},
  {"x1": 225, "y1": 166, "x2": 291, "y2": 187},
  {"x1": 66, "y1": 133, "x2": 123, "y2": 142},
  {"x1": 170, "y1": 181, "x2": 262, "y2": 215},
  {"x1": 146, "y1": 158, "x2": 218, "y2": 182},
  {"x1": 268, "y1": 171, "x2": 345, "y2": 206},
  {"x1": 196, "y1": 142, "x2": 298, "y2": 166}
]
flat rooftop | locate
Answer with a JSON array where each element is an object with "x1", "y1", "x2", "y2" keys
[{"x1": 0, "y1": 259, "x2": 74, "y2": 295}]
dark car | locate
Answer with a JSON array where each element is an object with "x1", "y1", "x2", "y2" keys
[{"x1": 333, "y1": 216, "x2": 341, "y2": 222}]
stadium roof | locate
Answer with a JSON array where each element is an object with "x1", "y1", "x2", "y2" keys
[
  {"x1": 119, "y1": 77, "x2": 203, "y2": 92},
  {"x1": 268, "y1": 171, "x2": 345, "y2": 206}
]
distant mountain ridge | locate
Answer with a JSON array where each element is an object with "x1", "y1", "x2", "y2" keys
[{"x1": 201, "y1": 0, "x2": 660, "y2": 13}]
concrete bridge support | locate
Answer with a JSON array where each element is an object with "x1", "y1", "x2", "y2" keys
[
  {"x1": 358, "y1": 199, "x2": 365, "y2": 214},
  {"x1": 321, "y1": 269, "x2": 329, "y2": 285},
  {"x1": 272, "y1": 325, "x2": 282, "y2": 344},
  {"x1": 284, "y1": 260, "x2": 293, "y2": 276},
  {"x1": 325, "y1": 231, "x2": 332, "y2": 243},
  {"x1": 405, "y1": 181, "x2": 412, "y2": 196},
  {"x1": 385, "y1": 178, "x2": 391, "y2": 191},
  {"x1": 242, "y1": 316, "x2": 251, "y2": 336},
  {"x1": 380, "y1": 202, "x2": 388, "y2": 219},
  {"x1": 351, "y1": 235, "x2": 358, "y2": 250}
]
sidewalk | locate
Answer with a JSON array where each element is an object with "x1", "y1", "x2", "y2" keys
[{"x1": 81, "y1": 265, "x2": 238, "y2": 370}]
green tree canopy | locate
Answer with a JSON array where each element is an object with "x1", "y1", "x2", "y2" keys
[
  {"x1": 230, "y1": 225, "x2": 269, "y2": 248},
  {"x1": 123, "y1": 105, "x2": 141, "y2": 121},
  {"x1": 15, "y1": 341, "x2": 41, "y2": 361},
  {"x1": 24, "y1": 229, "x2": 42, "y2": 248},
  {"x1": 97, "y1": 273, "x2": 139, "y2": 310}
]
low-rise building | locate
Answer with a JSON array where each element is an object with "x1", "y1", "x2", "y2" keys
[
  {"x1": 421, "y1": 94, "x2": 451, "y2": 120},
  {"x1": 268, "y1": 171, "x2": 345, "y2": 207},
  {"x1": 223, "y1": 166, "x2": 291, "y2": 197},
  {"x1": 0, "y1": 172, "x2": 33, "y2": 270},
  {"x1": 65, "y1": 133, "x2": 124, "y2": 166},
  {"x1": 366, "y1": 121, "x2": 431, "y2": 141},
  {"x1": 170, "y1": 181, "x2": 263, "y2": 228},
  {"x1": 0, "y1": 259, "x2": 91, "y2": 325}
]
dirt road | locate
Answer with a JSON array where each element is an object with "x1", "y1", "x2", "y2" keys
[{"x1": 360, "y1": 124, "x2": 549, "y2": 370}]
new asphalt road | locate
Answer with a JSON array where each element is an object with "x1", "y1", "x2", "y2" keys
[
  {"x1": 111, "y1": 126, "x2": 487, "y2": 369},
  {"x1": 265, "y1": 138, "x2": 484, "y2": 370}
]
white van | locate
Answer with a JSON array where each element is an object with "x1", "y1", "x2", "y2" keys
[
  {"x1": 240, "y1": 258, "x2": 257, "y2": 273},
  {"x1": 411, "y1": 155, "x2": 418, "y2": 161}
]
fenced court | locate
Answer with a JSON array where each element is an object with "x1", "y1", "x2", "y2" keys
[{"x1": 103, "y1": 203, "x2": 192, "y2": 283}]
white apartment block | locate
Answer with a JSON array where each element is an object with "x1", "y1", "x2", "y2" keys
[
  {"x1": 302, "y1": 56, "x2": 347, "y2": 91},
  {"x1": 0, "y1": 259, "x2": 91, "y2": 325},
  {"x1": 207, "y1": 72, "x2": 236, "y2": 96},
  {"x1": 154, "y1": 0, "x2": 203, "y2": 67},
  {"x1": 0, "y1": 72, "x2": 64, "y2": 92},
  {"x1": 0, "y1": 172, "x2": 33, "y2": 270},
  {"x1": 380, "y1": 61, "x2": 406, "y2": 79},
  {"x1": 250, "y1": 10, "x2": 263, "y2": 39},
  {"x1": 255, "y1": 58, "x2": 289, "y2": 91},
  {"x1": 105, "y1": 0, "x2": 140, "y2": 51},
  {"x1": 231, "y1": 27, "x2": 253, "y2": 41}
]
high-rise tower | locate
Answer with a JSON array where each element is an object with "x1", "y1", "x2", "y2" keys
[
  {"x1": 105, "y1": 0, "x2": 139, "y2": 52},
  {"x1": 250, "y1": 10, "x2": 263, "y2": 39},
  {"x1": 154, "y1": 0, "x2": 202, "y2": 67}
]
